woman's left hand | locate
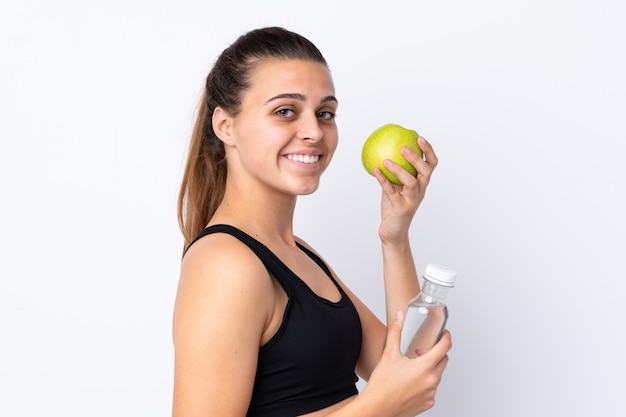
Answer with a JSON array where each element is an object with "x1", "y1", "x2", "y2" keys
[{"x1": 374, "y1": 136, "x2": 438, "y2": 245}]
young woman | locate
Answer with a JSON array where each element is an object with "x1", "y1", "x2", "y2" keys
[{"x1": 173, "y1": 27, "x2": 452, "y2": 417}]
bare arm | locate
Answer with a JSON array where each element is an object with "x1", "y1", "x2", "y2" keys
[
  {"x1": 374, "y1": 136, "x2": 438, "y2": 324},
  {"x1": 172, "y1": 234, "x2": 276, "y2": 417}
]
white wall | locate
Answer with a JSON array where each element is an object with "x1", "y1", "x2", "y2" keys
[{"x1": 1, "y1": 1, "x2": 624, "y2": 416}]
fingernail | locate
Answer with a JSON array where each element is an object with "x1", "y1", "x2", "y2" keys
[
  {"x1": 418, "y1": 137, "x2": 427, "y2": 145},
  {"x1": 401, "y1": 146, "x2": 410, "y2": 154},
  {"x1": 383, "y1": 159, "x2": 392, "y2": 167}
]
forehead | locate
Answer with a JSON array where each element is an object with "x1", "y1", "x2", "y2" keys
[{"x1": 245, "y1": 59, "x2": 335, "y2": 100}]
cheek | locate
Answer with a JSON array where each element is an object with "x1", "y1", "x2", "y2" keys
[
  {"x1": 326, "y1": 130, "x2": 339, "y2": 158},
  {"x1": 241, "y1": 134, "x2": 283, "y2": 171}
]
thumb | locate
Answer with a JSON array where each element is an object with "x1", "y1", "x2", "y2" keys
[{"x1": 385, "y1": 310, "x2": 405, "y2": 353}]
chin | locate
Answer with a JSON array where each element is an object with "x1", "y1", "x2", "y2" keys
[
  {"x1": 295, "y1": 187, "x2": 319, "y2": 196},
  {"x1": 293, "y1": 181, "x2": 321, "y2": 196}
]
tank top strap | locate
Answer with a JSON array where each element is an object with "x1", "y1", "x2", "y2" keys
[
  {"x1": 295, "y1": 242, "x2": 348, "y2": 297},
  {"x1": 184, "y1": 224, "x2": 295, "y2": 292}
]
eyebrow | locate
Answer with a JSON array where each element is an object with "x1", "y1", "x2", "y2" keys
[{"x1": 264, "y1": 93, "x2": 338, "y2": 105}]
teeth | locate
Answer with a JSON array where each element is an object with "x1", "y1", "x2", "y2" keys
[{"x1": 287, "y1": 154, "x2": 320, "y2": 164}]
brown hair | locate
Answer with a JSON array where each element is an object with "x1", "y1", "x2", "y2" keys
[{"x1": 177, "y1": 27, "x2": 329, "y2": 250}]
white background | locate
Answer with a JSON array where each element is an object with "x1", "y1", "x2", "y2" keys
[{"x1": 1, "y1": 1, "x2": 625, "y2": 416}]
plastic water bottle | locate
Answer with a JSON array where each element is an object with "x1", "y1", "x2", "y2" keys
[{"x1": 400, "y1": 264, "x2": 457, "y2": 358}]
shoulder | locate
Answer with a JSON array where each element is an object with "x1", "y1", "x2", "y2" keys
[
  {"x1": 179, "y1": 231, "x2": 275, "y2": 301},
  {"x1": 175, "y1": 232, "x2": 275, "y2": 339},
  {"x1": 183, "y1": 232, "x2": 268, "y2": 279}
]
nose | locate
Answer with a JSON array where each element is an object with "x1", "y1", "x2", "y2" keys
[{"x1": 298, "y1": 113, "x2": 323, "y2": 143}]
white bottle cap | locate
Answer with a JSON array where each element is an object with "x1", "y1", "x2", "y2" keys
[{"x1": 423, "y1": 264, "x2": 457, "y2": 287}]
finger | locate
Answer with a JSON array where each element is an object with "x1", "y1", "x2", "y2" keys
[
  {"x1": 373, "y1": 167, "x2": 401, "y2": 195},
  {"x1": 399, "y1": 143, "x2": 424, "y2": 167},
  {"x1": 385, "y1": 310, "x2": 405, "y2": 354},
  {"x1": 381, "y1": 158, "x2": 419, "y2": 188},
  {"x1": 408, "y1": 143, "x2": 435, "y2": 182},
  {"x1": 418, "y1": 136, "x2": 438, "y2": 169},
  {"x1": 437, "y1": 354, "x2": 450, "y2": 372},
  {"x1": 424, "y1": 330, "x2": 452, "y2": 361}
]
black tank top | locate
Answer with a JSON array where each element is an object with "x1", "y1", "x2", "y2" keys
[{"x1": 186, "y1": 225, "x2": 362, "y2": 417}]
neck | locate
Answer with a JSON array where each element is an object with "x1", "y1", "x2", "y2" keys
[{"x1": 210, "y1": 177, "x2": 299, "y2": 247}]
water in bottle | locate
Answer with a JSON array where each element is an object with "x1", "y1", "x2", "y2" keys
[{"x1": 401, "y1": 264, "x2": 456, "y2": 358}]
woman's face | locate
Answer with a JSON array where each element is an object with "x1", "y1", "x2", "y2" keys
[{"x1": 223, "y1": 59, "x2": 338, "y2": 197}]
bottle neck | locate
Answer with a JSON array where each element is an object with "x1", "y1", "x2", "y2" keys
[{"x1": 420, "y1": 280, "x2": 452, "y2": 304}]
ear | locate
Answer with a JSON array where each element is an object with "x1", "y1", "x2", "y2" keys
[{"x1": 212, "y1": 106, "x2": 236, "y2": 146}]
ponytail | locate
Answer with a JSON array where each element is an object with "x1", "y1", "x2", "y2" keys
[{"x1": 177, "y1": 91, "x2": 227, "y2": 252}]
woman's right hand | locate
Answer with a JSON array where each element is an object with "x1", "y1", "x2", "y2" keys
[{"x1": 361, "y1": 311, "x2": 452, "y2": 417}]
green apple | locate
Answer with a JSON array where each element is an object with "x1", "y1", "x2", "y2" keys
[{"x1": 362, "y1": 123, "x2": 423, "y2": 185}]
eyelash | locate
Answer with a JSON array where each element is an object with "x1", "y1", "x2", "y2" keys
[
  {"x1": 276, "y1": 109, "x2": 295, "y2": 117},
  {"x1": 275, "y1": 108, "x2": 336, "y2": 120},
  {"x1": 318, "y1": 111, "x2": 336, "y2": 120}
]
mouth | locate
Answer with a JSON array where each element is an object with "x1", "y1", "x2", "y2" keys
[{"x1": 286, "y1": 154, "x2": 321, "y2": 164}]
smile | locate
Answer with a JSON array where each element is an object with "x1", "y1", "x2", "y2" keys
[{"x1": 286, "y1": 154, "x2": 320, "y2": 164}]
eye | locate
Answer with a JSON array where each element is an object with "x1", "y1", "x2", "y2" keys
[
  {"x1": 318, "y1": 111, "x2": 336, "y2": 120},
  {"x1": 276, "y1": 108, "x2": 295, "y2": 117}
]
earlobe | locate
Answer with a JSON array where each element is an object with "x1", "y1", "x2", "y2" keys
[{"x1": 212, "y1": 106, "x2": 235, "y2": 146}]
